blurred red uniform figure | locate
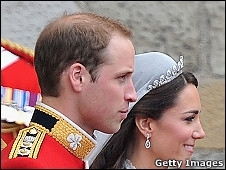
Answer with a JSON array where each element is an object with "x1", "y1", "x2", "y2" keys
[
  {"x1": 1, "y1": 38, "x2": 40, "y2": 93},
  {"x1": 1, "y1": 38, "x2": 41, "y2": 150}
]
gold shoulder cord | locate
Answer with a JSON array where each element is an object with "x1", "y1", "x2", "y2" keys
[{"x1": 1, "y1": 38, "x2": 34, "y2": 64}]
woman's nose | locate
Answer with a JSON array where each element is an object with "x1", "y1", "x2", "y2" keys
[{"x1": 192, "y1": 125, "x2": 206, "y2": 139}]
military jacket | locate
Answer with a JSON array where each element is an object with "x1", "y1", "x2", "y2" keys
[{"x1": 1, "y1": 102, "x2": 97, "y2": 169}]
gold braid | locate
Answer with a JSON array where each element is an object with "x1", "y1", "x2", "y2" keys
[
  {"x1": 1, "y1": 121, "x2": 25, "y2": 150},
  {"x1": 1, "y1": 38, "x2": 34, "y2": 64}
]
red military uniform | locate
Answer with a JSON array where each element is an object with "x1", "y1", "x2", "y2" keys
[
  {"x1": 1, "y1": 38, "x2": 41, "y2": 150},
  {"x1": 2, "y1": 102, "x2": 97, "y2": 169}
]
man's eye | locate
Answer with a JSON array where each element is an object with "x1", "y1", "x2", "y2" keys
[{"x1": 118, "y1": 75, "x2": 127, "y2": 82}]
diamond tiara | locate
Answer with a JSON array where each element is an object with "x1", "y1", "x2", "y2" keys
[{"x1": 147, "y1": 56, "x2": 184, "y2": 91}]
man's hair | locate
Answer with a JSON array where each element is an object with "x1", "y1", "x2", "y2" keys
[{"x1": 34, "y1": 12, "x2": 132, "y2": 97}]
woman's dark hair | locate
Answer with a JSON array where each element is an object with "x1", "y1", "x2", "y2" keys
[{"x1": 90, "y1": 71, "x2": 198, "y2": 169}]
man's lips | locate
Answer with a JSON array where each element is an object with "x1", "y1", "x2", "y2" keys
[
  {"x1": 119, "y1": 109, "x2": 129, "y2": 119},
  {"x1": 120, "y1": 109, "x2": 128, "y2": 113}
]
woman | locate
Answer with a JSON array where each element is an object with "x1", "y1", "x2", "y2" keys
[{"x1": 90, "y1": 52, "x2": 205, "y2": 169}]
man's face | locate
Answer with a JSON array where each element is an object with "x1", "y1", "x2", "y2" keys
[{"x1": 79, "y1": 34, "x2": 137, "y2": 134}]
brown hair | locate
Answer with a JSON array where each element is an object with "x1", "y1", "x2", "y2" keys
[{"x1": 34, "y1": 12, "x2": 132, "y2": 97}]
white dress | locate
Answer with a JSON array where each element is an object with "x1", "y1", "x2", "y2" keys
[{"x1": 122, "y1": 159, "x2": 136, "y2": 169}]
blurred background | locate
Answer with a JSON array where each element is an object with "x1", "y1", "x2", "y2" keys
[{"x1": 1, "y1": 1, "x2": 225, "y2": 168}]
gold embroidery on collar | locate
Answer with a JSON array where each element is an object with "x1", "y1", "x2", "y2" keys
[{"x1": 32, "y1": 104, "x2": 95, "y2": 160}]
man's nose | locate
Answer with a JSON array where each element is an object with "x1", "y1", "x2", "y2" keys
[{"x1": 125, "y1": 80, "x2": 137, "y2": 102}]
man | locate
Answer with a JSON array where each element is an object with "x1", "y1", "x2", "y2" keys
[{"x1": 2, "y1": 12, "x2": 137, "y2": 169}]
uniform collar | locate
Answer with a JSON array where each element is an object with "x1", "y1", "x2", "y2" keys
[{"x1": 30, "y1": 102, "x2": 97, "y2": 160}]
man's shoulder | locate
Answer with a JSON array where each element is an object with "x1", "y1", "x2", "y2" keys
[
  {"x1": 2, "y1": 126, "x2": 48, "y2": 159},
  {"x1": 1, "y1": 125, "x2": 85, "y2": 168}
]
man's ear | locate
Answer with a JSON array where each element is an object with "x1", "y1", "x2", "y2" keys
[
  {"x1": 135, "y1": 116, "x2": 153, "y2": 137},
  {"x1": 69, "y1": 63, "x2": 86, "y2": 92}
]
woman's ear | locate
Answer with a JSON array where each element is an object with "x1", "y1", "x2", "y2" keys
[
  {"x1": 69, "y1": 63, "x2": 85, "y2": 92},
  {"x1": 135, "y1": 116, "x2": 153, "y2": 137}
]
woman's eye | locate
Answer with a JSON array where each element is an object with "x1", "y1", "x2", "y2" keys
[{"x1": 185, "y1": 116, "x2": 195, "y2": 122}]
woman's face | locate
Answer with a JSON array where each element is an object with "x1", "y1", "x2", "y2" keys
[{"x1": 151, "y1": 84, "x2": 205, "y2": 168}]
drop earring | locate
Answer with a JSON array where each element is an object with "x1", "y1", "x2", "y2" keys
[{"x1": 145, "y1": 133, "x2": 151, "y2": 149}]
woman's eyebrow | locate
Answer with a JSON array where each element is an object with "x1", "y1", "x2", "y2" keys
[{"x1": 182, "y1": 110, "x2": 199, "y2": 114}]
